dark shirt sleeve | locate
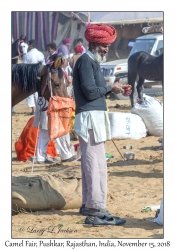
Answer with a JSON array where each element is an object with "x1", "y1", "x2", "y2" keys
[{"x1": 78, "y1": 58, "x2": 112, "y2": 101}]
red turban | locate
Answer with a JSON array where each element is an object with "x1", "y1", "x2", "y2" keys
[
  {"x1": 84, "y1": 24, "x2": 117, "y2": 44},
  {"x1": 74, "y1": 45, "x2": 83, "y2": 53}
]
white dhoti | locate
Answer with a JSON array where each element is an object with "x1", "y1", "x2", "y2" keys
[
  {"x1": 36, "y1": 129, "x2": 74, "y2": 162},
  {"x1": 26, "y1": 92, "x2": 38, "y2": 107},
  {"x1": 36, "y1": 129, "x2": 50, "y2": 162},
  {"x1": 55, "y1": 134, "x2": 74, "y2": 160}
]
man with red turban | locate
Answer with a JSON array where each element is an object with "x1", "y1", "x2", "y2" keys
[
  {"x1": 72, "y1": 24, "x2": 126, "y2": 226},
  {"x1": 69, "y1": 45, "x2": 83, "y2": 70}
]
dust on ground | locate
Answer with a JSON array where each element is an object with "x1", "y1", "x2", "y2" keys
[{"x1": 12, "y1": 96, "x2": 163, "y2": 239}]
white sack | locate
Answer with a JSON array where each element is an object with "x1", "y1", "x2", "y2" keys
[
  {"x1": 108, "y1": 112, "x2": 147, "y2": 140},
  {"x1": 131, "y1": 94, "x2": 163, "y2": 137}
]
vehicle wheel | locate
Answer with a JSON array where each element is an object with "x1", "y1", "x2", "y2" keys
[{"x1": 114, "y1": 82, "x2": 138, "y2": 100}]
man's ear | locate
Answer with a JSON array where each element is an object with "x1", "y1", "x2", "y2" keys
[
  {"x1": 89, "y1": 42, "x2": 96, "y2": 50},
  {"x1": 92, "y1": 42, "x2": 97, "y2": 48}
]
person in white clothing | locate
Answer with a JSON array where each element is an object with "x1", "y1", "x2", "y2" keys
[
  {"x1": 59, "y1": 53, "x2": 73, "y2": 96},
  {"x1": 33, "y1": 53, "x2": 76, "y2": 164},
  {"x1": 23, "y1": 39, "x2": 45, "y2": 115}
]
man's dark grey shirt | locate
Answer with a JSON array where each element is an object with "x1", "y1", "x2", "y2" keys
[{"x1": 72, "y1": 52, "x2": 112, "y2": 115}]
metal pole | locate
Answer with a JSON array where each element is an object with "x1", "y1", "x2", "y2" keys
[
  {"x1": 89, "y1": 17, "x2": 163, "y2": 26},
  {"x1": 88, "y1": 12, "x2": 90, "y2": 22}
]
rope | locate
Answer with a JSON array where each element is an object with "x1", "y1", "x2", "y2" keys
[
  {"x1": 111, "y1": 139, "x2": 125, "y2": 161},
  {"x1": 49, "y1": 72, "x2": 56, "y2": 100},
  {"x1": 49, "y1": 72, "x2": 53, "y2": 97},
  {"x1": 71, "y1": 12, "x2": 86, "y2": 24}
]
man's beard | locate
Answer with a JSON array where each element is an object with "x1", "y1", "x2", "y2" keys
[{"x1": 93, "y1": 46, "x2": 108, "y2": 64}]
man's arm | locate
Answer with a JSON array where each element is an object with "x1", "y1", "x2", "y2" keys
[
  {"x1": 41, "y1": 54, "x2": 46, "y2": 65},
  {"x1": 60, "y1": 45, "x2": 69, "y2": 55},
  {"x1": 78, "y1": 59, "x2": 112, "y2": 101},
  {"x1": 38, "y1": 52, "x2": 46, "y2": 65}
]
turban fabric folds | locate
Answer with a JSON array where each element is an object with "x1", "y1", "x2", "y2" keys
[
  {"x1": 62, "y1": 38, "x2": 71, "y2": 44},
  {"x1": 84, "y1": 24, "x2": 117, "y2": 44}
]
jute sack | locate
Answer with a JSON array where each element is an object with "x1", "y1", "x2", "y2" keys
[{"x1": 12, "y1": 166, "x2": 82, "y2": 212}]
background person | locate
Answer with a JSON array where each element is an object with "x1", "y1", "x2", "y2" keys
[
  {"x1": 73, "y1": 24, "x2": 126, "y2": 225},
  {"x1": 69, "y1": 45, "x2": 83, "y2": 71},
  {"x1": 33, "y1": 53, "x2": 76, "y2": 164},
  {"x1": 45, "y1": 42, "x2": 58, "y2": 64},
  {"x1": 57, "y1": 38, "x2": 71, "y2": 56},
  {"x1": 77, "y1": 38, "x2": 86, "y2": 54},
  {"x1": 23, "y1": 39, "x2": 45, "y2": 115},
  {"x1": 57, "y1": 52, "x2": 73, "y2": 97},
  {"x1": 12, "y1": 35, "x2": 28, "y2": 64}
]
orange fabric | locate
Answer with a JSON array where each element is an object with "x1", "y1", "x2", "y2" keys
[
  {"x1": 47, "y1": 140, "x2": 58, "y2": 158},
  {"x1": 15, "y1": 116, "x2": 57, "y2": 162},
  {"x1": 47, "y1": 96, "x2": 75, "y2": 140},
  {"x1": 84, "y1": 24, "x2": 117, "y2": 44}
]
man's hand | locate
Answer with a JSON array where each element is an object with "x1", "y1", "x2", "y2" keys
[{"x1": 111, "y1": 79, "x2": 124, "y2": 94}]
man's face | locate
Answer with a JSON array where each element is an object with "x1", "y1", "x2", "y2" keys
[
  {"x1": 97, "y1": 44, "x2": 110, "y2": 57},
  {"x1": 93, "y1": 43, "x2": 110, "y2": 64},
  {"x1": 77, "y1": 41, "x2": 82, "y2": 46},
  {"x1": 47, "y1": 46, "x2": 54, "y2": 54},
  {"x1": 28, "y1": 44, "x2": 32, "y2": 51}
]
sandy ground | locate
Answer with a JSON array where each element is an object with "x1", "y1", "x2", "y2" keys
[{"x1": 12, "y1": 97, "x2": 163, "y2": 239}]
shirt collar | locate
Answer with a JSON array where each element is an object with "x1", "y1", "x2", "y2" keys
[
  {"x1": 28, "y1": 48, "x2": 37, "y2": 52},
  {"x1": 51, "y1": 51, "x2": 58, "y2": 56},
  {"x1": 86, "y1": 50, "x2": 98, "y2": 63}
]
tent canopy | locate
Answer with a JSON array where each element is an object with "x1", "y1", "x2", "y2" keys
[
  {"x1": 79, "y1": 12, "x2": 163, "y2": 24},
  {"x1": 12, "y1": 11, "x2": 163, "y2": 57}
]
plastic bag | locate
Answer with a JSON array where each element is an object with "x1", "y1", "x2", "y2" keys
[
  {"x1": 108, "y1": 112, "x2": 147, "y2": 139},
  {"x1": 47, "y1": 96, "x2": 75, "y2": 140}
]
